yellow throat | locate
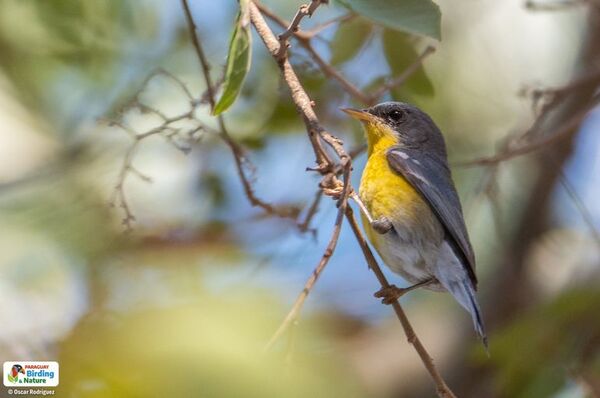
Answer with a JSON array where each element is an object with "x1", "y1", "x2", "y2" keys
[{"x1": 359, "y1": 122, "x2": 425, "y2": 236}]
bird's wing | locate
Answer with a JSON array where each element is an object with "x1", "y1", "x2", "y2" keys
[{"x1": 386, "y1": 147, "x2": 477, "y2": 287}]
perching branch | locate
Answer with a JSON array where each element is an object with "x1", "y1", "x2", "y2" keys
[
  {"x1": 344, "y1": 208, "x2": 457, "y2": 398},
  {"x1": 248, "y1": 2, "x2": 458, "y2": 397}
]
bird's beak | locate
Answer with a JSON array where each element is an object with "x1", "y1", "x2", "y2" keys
[
  {"x1": 20, "y1": 368, "x2": 25, "y2": 374},
  {"x1": 341, "y1": 108, "x2": 378, "y2": 123}
]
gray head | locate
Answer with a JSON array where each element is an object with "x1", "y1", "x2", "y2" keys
[
  {"x1": 366, "y1": 102, "x2": 447, "y2": 153},
  {"x1": 343, "y1": 101, "x2": 448, "y2": 158}
]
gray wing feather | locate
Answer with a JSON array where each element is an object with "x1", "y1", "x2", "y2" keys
[{"x1": 386, "y1": 147, "x2": 477, "y2": 287}]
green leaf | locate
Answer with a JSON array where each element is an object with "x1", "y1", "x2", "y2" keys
[
  {"x1": 330, "y1": 18, "x2": 373, "y2": 65},
  {"x1": 213, "y1": 2, "x2": 252, "y2": 115},
  {"x1": 335, "y1": 0, "x2": 441, "y2": 40},
  {"x1": 382, "y1": 29, "x2": 434, "y2": 97}
]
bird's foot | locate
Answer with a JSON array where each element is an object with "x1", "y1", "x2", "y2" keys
[
  {"x1": 322, "y1": 178, "x2": 344, "y2": 199},
  {"x1": 374, "y1": 279, "x2": 435, "y2": 304},
  {"x1": 371, "y1": 216, "x2": 393, "y2": 234},
  {"x1": 374, "y1": 285, "x2": 408, "y2": 304}
]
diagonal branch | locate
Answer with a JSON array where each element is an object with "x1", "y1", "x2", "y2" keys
[
  {"x1": 265, "y1": 159, "x2": 351, "y2": 351},
  {"x1": 250, "y1": 1, "x2": 334, "y2": 169},
  {"x1": 367, "y1": 46, "x2": 436, "y2": 105},
  {"x1": 300, "y1": 13, "x2": 354, "y2": 39},
  {"x1": 256, "y1": 1, "x2": 368, "y2": 104},
  {"x1": 456, "y1": 98, "x2": 598, "y2": 167},
  {"x1": 249, "y1": 2, "x2": 457, "y2": 397},
  {"x1": 181, "y1": 0, "x2": 302, "y2": 220},
  {"x1": 344, "y1": 207, "x2": 457, "y2": 398},
  {"x1": 297, "y1": 189, "x2": 324, "y2": 235},
  {"x1": 256, "y1": 1, "x2": 435, "y2": 106}
]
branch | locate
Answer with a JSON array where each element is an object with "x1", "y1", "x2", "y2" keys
[
  {"x1": 297, "y1": 189, "x2": 323, "y2": 236},
  {"x1": 181, "y1": 0, "x2": 304, "y2": 221},
  {"x1": 107, "y1": 70, "x2": 211, "y2": 229},
  {"x1": 275, "y1": 0, "x2": 326, "y2": 60},
  {"x1": 525, "y1": 0, "x2": 590, "y2": 11},
  {"x1": 250, "y1": 2, "x2": 334, "y2": 169},
  {"x1": 256, "y1": 1, "x2": 435, "y2": 106},
  {"x1": 366, "y1": 45, "x2": 436, "y2": 105},
  {"x1": 456, "y1": 95, "x2": 599, "y2": 167},
  {"x1": 265, "y1": 160, "x2": 351, "y2": 351},
  {"x1": 249, "y1": 2, "x2": 457, "y2": 396},
  {"x1": 557, "y1": 169, "x2": 600, "y2": 248},
  {"x1": 300, "y1": 13, "x2": 354, "y2": 39},
  {"x1": 344, "y1": 207, "x2": 457, "y2": 398},
  {"x1": 256, "y1": 1, "x2": 368, "y2": 104}
]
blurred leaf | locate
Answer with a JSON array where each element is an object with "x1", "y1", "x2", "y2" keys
[
  {"x1": 213, "y1": 2, "x2": 252, "y2": 115},
  {"x1": 200, "y1": 172, "x2": 227, "y2": 207},
  {"x1": 263, "y1": 69, "x2": 326, "y2": 133},
  {"x1": 479, "y1": 288, "x2": 600, "y2": 397},
  {"x1": 382, "y1": 29, "x2": 434, "y2": 98},
  {"x1": 240, "y1": 135, "x2": 266, "y2": 150},
  {"x1": 0, "y1": 173, "x2": 118, "y2": 260},
  {"x1": 330, "y1": 18, "x2": 373, "y2": 65},
  {"x1": 335, "y1": 0, "x2": 441, "y2": 40},
  {"x1": 57, "y1": 297, "x2": 365, "y2": 397},
  {"x1": 0, "y1": 1, "x2": 160, "y2": 133},
  {"x1": 263, "y1": 96, "x2": 301, "y2": 132}
]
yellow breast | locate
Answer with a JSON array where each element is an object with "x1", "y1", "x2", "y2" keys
[{"x1": 359, "y1": 134, "x2": 426, "y2": 226}]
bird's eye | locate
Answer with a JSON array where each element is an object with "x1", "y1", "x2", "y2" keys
[{"x1": 388, "y1": 109, "x2": 405, "y2": 123}]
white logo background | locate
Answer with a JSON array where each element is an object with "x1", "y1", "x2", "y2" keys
[{"x1": 3, "y1": 361, "x2": 59, "y2": 387}]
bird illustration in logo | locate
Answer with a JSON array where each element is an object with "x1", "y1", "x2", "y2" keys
[{"x1": 8, "y1": 364, "x2": 25, "y2": 383}]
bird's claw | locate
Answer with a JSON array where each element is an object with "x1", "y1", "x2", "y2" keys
[
  {"x1": 322, "y1": 179, "x2": 344, "y2": 199},
  {"x1": 374, "y1": 285, "x2": 407, "y2": 305},
  {"x1": 371, "y1": 216, "x2": 393, "y2": 234}
]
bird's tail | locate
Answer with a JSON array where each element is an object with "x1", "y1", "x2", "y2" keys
[{"x1": 438, "y1": 277, "x2": 488, "y2": 349}]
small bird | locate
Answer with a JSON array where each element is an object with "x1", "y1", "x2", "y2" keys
[
  {"x1": 343, "y1": 102, "x2": 486, "y2": 346},
  {"x1": 9, "y1": 364, "x2": 25, "y2": 382}
]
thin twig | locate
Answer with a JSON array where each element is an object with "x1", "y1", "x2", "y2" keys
[
  {"x1": 558, "y1": 170, "x2": 600, "y2": 247},
  {"x1": 525, "y1": 0, "x2": 590, "y2": 11},
  {"x1": 107, "y1": 73, "x2": 210, "y2": 229},
  {"x1": 456, "y1": 98, "x2": 598, "y2": 167},
  {"x1": 265, "y1": 160, "x2": 351, "y2": 351},
  {"x1": 297, "y1": 190, "x2": 324, "y2": 235},
  {"x1": 256, "y1": 1, "x2": 435, "y2": 106},
  {"x1": 300, "y1": 13, "x2": 354, "y2": 39},
  {"x1": 256, "y1": 1, "x2": 369, "y2": 104},
  {"x1": 302, "y1": 41, "x2": 371, "y2": 103},
  {"x1": 181, "y1": 0, "x2": 302, "y2": 220},
  {"x1": 109, "y1": 142, "x2": 139, "y2": 231},
  {"x1": 250, "y1": 2, "x2": 333, "y2": 169},
  {"x1": 276, "y1": 0, "x2": 325, "y2": 60},
  {"x1": 367, "y1": 46, "x2": 436, "y2": 105}
]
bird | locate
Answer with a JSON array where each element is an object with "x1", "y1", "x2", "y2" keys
[
  {"x1": 342, "y1": 101, "x2": 486, "y2": 346},
  {"x1": 9, "y1": 364, "x2": 25, "y2": 382}
]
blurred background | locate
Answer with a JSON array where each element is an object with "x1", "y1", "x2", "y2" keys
[{"x1": 0, "y1": 0, "x2": 599, "y2": 397}]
